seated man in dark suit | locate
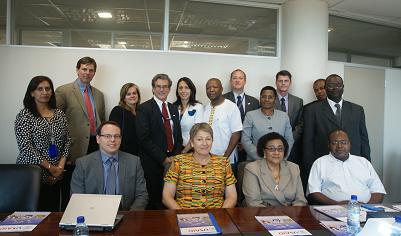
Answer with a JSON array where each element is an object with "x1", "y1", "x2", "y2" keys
[{"x1": 71, "y1": 121, "x2": 148, "y2": 210}]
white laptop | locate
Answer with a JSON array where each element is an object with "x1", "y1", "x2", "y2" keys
[{"x1": 59, "y1": 194, "x2": 123, "y2": 231}]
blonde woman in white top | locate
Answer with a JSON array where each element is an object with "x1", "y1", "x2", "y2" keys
[{"x1": 174, "y1": 77, "x2": 203, "y2": 153}]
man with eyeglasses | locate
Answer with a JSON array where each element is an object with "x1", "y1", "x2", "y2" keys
[
  {"x1": 136, "y1": 73, "x2": 183, "y2": 209},
  {"x1": 71, "y1": 121, "x2": 148, "y2": 210},
  {"x1": 307, "y1": 130, "x2": 385, "y2": 205},
  {"x1": 302, "y1": 74, "x2": 370, "y2": 189}
]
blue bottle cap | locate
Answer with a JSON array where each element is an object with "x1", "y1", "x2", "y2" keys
[
  {"x1": 351, "y1": 195, "x2": 357, "y2": 201},
  {"x1": 77, "y1": 216, "x2": 85, "y2": 224},
  {"x1": 395, "y1": 215, "x2": 401, "y2": 222}
]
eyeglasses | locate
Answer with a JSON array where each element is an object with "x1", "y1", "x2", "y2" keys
[
  {"x1": 264, "y1": 146, "x2": 284, "y2": 153},
  {"x1": 329, "y1": 140, "x2": 349, "y2": 145},
  {"x1": 99, "y1": 134, "x2": 122, "y2": 140},
  {"x1": 154, "y1": 85, "x2": 169, "y2": 90},
  {"x1": 326, "y1": 84, "x2": 344, "y2": 90}
]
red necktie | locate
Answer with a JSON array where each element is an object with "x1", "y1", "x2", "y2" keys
[
  {"x1": 162, "y1": 102, "x2": 174, "y2": 152},
  {"x1": 84, "y1": 86, "x2": 96, "y2": 135}
]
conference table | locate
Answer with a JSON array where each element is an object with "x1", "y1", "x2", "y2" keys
[{"x1": 0, "y1": 206, "x2": 337, "y2": 235}]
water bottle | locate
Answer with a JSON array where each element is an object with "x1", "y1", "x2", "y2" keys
[
  {"x1": 73, "y1": 216, "x2": 89, "y2": 236},
  {"x1": 391, "y1": 215, "x2": 401, "y2": 236},
  {"x1": 347, "y1": 195, "x2": 360, "y2": 235}
]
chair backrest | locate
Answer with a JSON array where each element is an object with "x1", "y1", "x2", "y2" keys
[
  {"x1": 0, "y1": 164, "x2": 41, "y2": 212},
  {"x1": 236, "y1": 160, "x2": 253, "y2": 207}
]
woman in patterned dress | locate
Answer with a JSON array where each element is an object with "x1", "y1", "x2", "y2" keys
[
  {"x1": 15, "y1": 76, "x2": 71, "y2": 211},
  {"x1": 162, "y1": 123, "x2": 237, "y2": 209}
]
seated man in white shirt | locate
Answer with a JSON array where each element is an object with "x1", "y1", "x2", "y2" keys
[{"x1": 307, "y1": 129, "x2": 386, "y2": 204}]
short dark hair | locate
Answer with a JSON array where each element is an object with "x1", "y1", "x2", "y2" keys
[
  {"x1": 257, "y1": 132, "x2": 289, "y2": 157},
  {"x1": 325, "y1": 74, "x2": 343, "y2": 83},
  {"x1": 76, "y1": 56, "x2": 97, "y2": 71},
  {"x1": 206, "y1": 78, "x2": 222, "y2": 88},
  {"x1": 260, "y1": 85, "x2": 277, "y2": 98},
  {"x1": 328, "y1": 129, "x2": 349, "y2": 142},
  {"x1": 275, "y1": 70, "x2": 292, "y2": 81},
  {"x1": 96, "y1": 121, "x2": 121, "y2": 135},
  {"x1": 23, "y1": 76, "x2": 56, "y2": 117},
  {"x1": 174, "y1": 77, "x2": 200, "y2": 107},
  {"x1": 152, "y1": 73, "x2": 172, "y2": 88},
  {"x1": 313, "y1": 78, "x2": 326, "y2": 86},
  {"x1": 230, "y1": 69, "x2": 246, "y2": 80}
]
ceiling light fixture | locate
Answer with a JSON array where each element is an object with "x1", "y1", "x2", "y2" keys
[
  {"x1": 328, "y1": 27, "x2": 334, "y2": 32},
  {"x1": 97, "y1": 12, "x2": 113, "y2": 19}
]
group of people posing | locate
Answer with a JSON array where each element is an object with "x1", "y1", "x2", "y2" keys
[{"x1": 15, "y1": 56, "x2": 386, "y2": 212}]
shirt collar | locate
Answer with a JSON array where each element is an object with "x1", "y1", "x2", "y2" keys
[
  {"x1": 233, "y1": 91, "x2": 244, "y2": 99},
  {"x1": 277, "y1": 93, "x2": 288, "y2": 101},
  {"x1": 100, "y1": 150, "x2": 119, "y2": 164},
  {"x1": 75, "y1": 79, "x2": 91, "y2": 92},
  {"x1": 153, "y1": 95, "x2": 166, "y2": 107},
  {"x1": 328, "y1": 152, "x2": 349, "y2": 163},
  {"x1": 327, "y1": 97, "x2": 343, "y2": 107}
]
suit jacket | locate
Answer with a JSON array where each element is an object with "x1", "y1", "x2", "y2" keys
[
  {"x1": 136, "y1": 98, "x2": 183, "y2": 176},
  {"x1": 55, "y1": 82, "x2": 105, "y2": 162},
  {"x1": 223, "y1": 91, "x2": 260, "y2": 115},
  {"x1": 302, "y1": 99, "x2": 370, "y2": 175},
  {"x1": 70, "y1": 151, "x2": 148, "y2": 210},
  {"x1": 242, "y1": 160, "x2": 307, "y2": 207},
  {"x1": 275, "y1": 93, "x2": 303, "y2": 131}
]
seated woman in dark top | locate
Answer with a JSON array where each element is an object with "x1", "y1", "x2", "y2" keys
[
  {"x1": 243, "y1": 132, "x2": 306, "y2": 207},
  {"x1": 109, "y1": 83, "x2": 141, "y2": 155},
  {"x1": 15, "y1": 76, "x2": 71, "y2": 211}
]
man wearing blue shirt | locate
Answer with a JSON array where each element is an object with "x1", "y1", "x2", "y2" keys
[
  {"x1": 71, "y1": 121, "x2": 148, "y2": 210},
  {"x1": 55, "y1": 56, "x2": 106, "y2": 209}
]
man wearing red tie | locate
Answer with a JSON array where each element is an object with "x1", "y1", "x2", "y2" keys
[
  {"x1": 55, "y1": 56, "x2": 106, "y2": 209},
  {"x1": 136, "y1": 74, "x2": 183, "y2": 209}
]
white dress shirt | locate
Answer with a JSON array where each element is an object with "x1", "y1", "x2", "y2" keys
[{"x1": 307, "y1": 153, "x2": 386, "y2": 203}]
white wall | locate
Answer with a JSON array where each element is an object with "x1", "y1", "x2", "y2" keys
[
  {"x1": 0, "y1": 45, "x2": 281, "y2": 164},
  {"x1": 383, "y1": 69, "x2": 401, "y2": 203}
]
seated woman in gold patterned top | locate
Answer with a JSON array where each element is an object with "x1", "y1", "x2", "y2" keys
[{"x1": 163, "y1": 123, "x2": 237, "y2": 209}]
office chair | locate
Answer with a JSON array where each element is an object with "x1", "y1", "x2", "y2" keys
[
  {"x1": 0, "y1": 164, "x2": 41, "y2": 212},
  {"x1": 236, "y1": 160, "x2": 252, "y2": 207}
]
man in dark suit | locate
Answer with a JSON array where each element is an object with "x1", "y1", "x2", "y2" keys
[
  {"x1": 302, "y1": 74, "x2": 370, "y2": 187},
  {"x1": 223, "y1": 69, "x2": 259, "y2": 163},
  {"x1": 274, "y1": 70, "x2": 303, "y2": 163},
  {"x1": 71, "y1": 121, "x2": 148, "y2": 210},
  {"x1": 136, "y1": 74, "x2": 183, "y2": 209}
]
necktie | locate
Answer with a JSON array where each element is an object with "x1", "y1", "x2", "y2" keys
[
  {"x1": 105, "y1": 158, "x2": 116, "y2": 195},
  {"x1": 237, "y1": 95, "x2": 245, "y2": 122},
  {"x1": 84, "y1": 86, "x2": 96, "y2": 135},
  {"x1": 335, "y1": 103, "x2": 341, "y2": 125},
  {"x1": 280, "y1": 97, "x2": 287, "y2": 112},
  {"x1": 162, "y1": 102, "x2": 174, "y2": 152}
]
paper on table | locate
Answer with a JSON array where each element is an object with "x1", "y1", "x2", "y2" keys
[
  {"x1": 313, "y1": 205, "x2": 367, "y2": 222},
  {"x1": 358, "y1": 218, "x2": 395, "y2": 236},
  {"x1": 0, "y1": 212, "x2": 51, "y2": 232}
]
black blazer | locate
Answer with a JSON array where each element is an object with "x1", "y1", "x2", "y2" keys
[
  {"x1": 302, "y1": 99, "x2": 370, "y2": 173},
  {"x1": 223, "y1": 91, "x2": 260, "y2": 114},
  {"x1": 136, "y1": 98, "x2": 183, "y2": 174}
]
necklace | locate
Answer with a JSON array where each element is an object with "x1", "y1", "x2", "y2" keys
[
  {"x1": 193, "y1": 154, "x2": 211, "y2": 166},
  {"x1": 267, "y1": 163, "x2": 280, "y2": 191}
]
